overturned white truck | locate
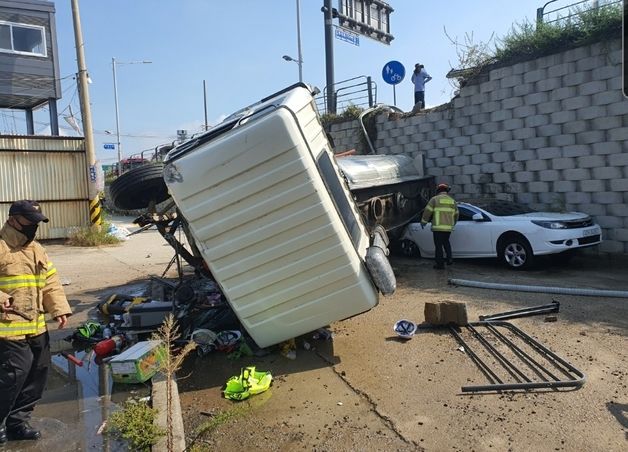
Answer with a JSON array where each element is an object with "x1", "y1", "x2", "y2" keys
[{"x1": 160, "y1": 84, "x2": 396, "y2": 347}]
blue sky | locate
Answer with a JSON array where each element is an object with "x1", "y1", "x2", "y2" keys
[{"x1": 2, "y1": 0, "x2": 545, "y2": 164}]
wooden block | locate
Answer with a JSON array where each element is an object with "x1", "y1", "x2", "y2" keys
[{"x1": 424, "y1": 302, "x2": 442, "y2": 325}]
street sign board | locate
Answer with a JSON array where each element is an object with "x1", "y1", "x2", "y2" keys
[
  {"x1": 103, "y1": 143, "x2": 115, "y2": 150},
  {"x1": 337, "y1": 0, "x2": 394, "y2": 45},
  {"x1": 335, "y1": 26, "x2": 360, "y2": 46},
  {"x1": 382, "y1": 60, "x2": 405, "y2": 85}
]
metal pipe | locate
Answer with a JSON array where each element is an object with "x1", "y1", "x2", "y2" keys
[
  {"x1": 479, "y1": 300, "x2": 560, "y2": 321},
  {"x1": 455, "y1": 322, "x2": 585, "y2": 393},
  {"x1": 323, "y1": 0, "x2": 335, "y2": 114},
  {"x1": 296, "y1": 0, "x2": 303, "y2": 83},
  {"x1": 467, "y1": 325, "x2": 530, "y2": 383},
  {"x1": 484, "y1": 323, "x2": 558, "y2": 382},
  {"x1": 449, "y1": 278, "x2": 628, "y2": 299},
  {"x1": 112, "y1": 57, "x2": 121, "y2": 175},
  {"x1": 498, "y1": 321, "x2": 584, "y2": 380},
  {"x1": 449, "y1": 326, "x2": 502, "y2": 384}
]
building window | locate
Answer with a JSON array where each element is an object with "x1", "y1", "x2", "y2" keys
[{"x1": 0, "y1": 21, "x2": 46, "y2": 57}]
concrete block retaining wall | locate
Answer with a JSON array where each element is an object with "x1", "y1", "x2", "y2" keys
[{"x1": 327, "y1": 39, "x2": 628, "y2": 254}]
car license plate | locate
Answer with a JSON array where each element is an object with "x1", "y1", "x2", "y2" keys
[{"x1": 582, "y1": 227, "x2": 599, "y2": 237}]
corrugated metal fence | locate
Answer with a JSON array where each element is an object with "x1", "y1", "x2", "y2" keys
[{"x1": 0, "y1": 135, "x2": 89, "y2": 239}]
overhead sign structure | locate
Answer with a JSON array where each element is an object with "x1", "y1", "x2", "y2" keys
[
  {"x1": 336, "y1": 0, "x2": 394, "y2": 45},
  {"x1": 103, "y1": 143, "x2": 115, "y2": 150},
  {"x1": 382, "y1": 60, "x2": 405, "y2": 106},
  {"x1": 382, "y1": 60, "x2": 405, "y2": 85},
  {"x1": 335, "y1": 26, "x2": 360, "y2": 46}
]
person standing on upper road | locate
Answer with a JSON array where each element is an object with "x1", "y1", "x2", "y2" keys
[
  {"x1": 421, "y1": 184, "x2": 459, "y2": 269},
  {"x1": 411, "y1": 63, "x2": 432, "y2": 109},
  {"x1": 0, "y1": 200, "x2": 72, "y2": 445}
]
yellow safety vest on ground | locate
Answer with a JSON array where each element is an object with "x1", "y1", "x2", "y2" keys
[
  {"x1": 421, "y1": 193, "x2": 459, "y2": 232},
  {"x1": 0, "y1": 224, "x2": 71, "y2": 339}
]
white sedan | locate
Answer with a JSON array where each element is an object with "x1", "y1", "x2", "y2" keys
[{"x1": 400, "y1": 199, "x2": 602, "y2": 269}]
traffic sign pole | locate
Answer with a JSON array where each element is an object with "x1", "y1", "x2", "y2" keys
[{"x1": 382, "y1": 60, "x2": 405, "y2": 108}]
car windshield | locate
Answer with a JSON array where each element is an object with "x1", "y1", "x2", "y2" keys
[{"x1": 465, "y1": 199, "x2": 537, "y2": 216}]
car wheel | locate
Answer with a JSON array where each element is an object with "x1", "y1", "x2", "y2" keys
[
  {"x1": 499, "y1": 235, "x2": 534, "y2": 270},
  {"x1": 400, "y1": 239, "x2": 420, "y2": 258},
  {"x1": 110, "y1": 163, "x2": 170, "y2": 210}
]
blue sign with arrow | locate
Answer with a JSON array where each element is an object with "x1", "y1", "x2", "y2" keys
[{"x1": 382, "y1": 60, "x2": 405, "y2": 85}]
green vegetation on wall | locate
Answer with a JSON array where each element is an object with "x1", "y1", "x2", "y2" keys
[{"x1": 495, "y1": 4, "x2": 622, "y2": 63}]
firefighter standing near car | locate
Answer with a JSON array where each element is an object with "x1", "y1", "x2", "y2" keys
[
  {"x1": 421, "y1": 184, "x2": 459, "y2": 269},
  {"x1": 0, "y1": 200, "x2": 72, "y2": 444}
]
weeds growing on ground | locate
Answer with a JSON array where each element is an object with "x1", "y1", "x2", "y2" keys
[
  {"x1": 185, "y1": 408, "x2": 245, "y2": 451},
  {"x1": 153, "y1": 315, "x2": 197, "y2": 452},
  {"x1": 66, "y1": 222, "x2": 121, "y2": 246},
  {"x1": 106, "y1": 399, "x2": 164, "y2": 451}
]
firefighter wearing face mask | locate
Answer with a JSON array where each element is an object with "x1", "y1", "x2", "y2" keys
[{"x1": 0, "y1": 200, "x2": 72, "y2": 444}]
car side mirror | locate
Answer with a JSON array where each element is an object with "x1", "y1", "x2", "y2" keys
[{"x1": 472, "y1": 213, "x2": 484, "y2": 221}]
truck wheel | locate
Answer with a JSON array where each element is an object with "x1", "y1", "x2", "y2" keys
[{"x1": 110, "y1": 163, "x2": 170, "y2": 210}]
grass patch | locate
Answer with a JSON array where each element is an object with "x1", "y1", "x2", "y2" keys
[
  {"x1": 106, "y1": 400, "x2": 165, "y2": 451},
  {"x1": 450, "y1": 3, "x2": 621, "y2": 87},
  {"x1": 494, "y1": 4, "x2": 622, "y2": 63},
  {"x1": 66, "y1": 222, "x2": 121, "y2": 247}
]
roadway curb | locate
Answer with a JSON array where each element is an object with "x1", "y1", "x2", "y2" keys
[{"x1": 152, "y1": 373, "x2": 186, "y2": 451}]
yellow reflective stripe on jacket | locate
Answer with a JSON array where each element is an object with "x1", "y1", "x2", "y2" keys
[
  {"x1": 424, "y1": 194, "x2": 458, "y2": 232},
  {"x1": 47, "y1": 262, "x2": 57, "y2": 278},
  {"x1": 0, "y1": 313, "x2": 46, "y2": 337},
  {"x1": 0, "y1": 274, "x2": 47, "y2": 290}
]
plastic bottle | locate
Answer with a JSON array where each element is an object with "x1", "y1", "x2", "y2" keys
[{"x1": 93, "y1": 335, "x2": 125, "y2": 357}]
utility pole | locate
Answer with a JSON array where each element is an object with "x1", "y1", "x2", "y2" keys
[
  {"x1": 71, "y1": 0, "x2": 102, "y2": 226},
  {"x1": 323, "y1": 0, "x2": 335, "y2": 114},
  {"x1": 203, "y1": 80, "x2": 208, "y2": 131},
  {"x1": 296, "y1": 0, "x2": 303, "y2": 83}
]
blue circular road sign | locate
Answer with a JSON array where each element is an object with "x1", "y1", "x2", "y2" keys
[{"x1": 382, "y1": 60, "x2": 405, "y2": 85}]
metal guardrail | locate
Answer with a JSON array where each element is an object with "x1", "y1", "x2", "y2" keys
[
  {"x1": 315, "y1": 75, "x2": 377, "y2": 115},
  {"x1": 536, "y1": 0, "x2": 621, "y2": 27}
]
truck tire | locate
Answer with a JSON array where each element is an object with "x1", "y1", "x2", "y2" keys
[{"x1": 110, "y1": 163, "x2": 170, "y2": 210}]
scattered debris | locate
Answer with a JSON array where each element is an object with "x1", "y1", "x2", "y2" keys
[
  {"x1": 449, "y1": 321, "x2": 585, "y2": 393},
  {"x1": 425, "y1": 300, "x2": 468, "y2": 326},
  {"x1": 60, "y1": 351, "x2": 83, "y2": 367},
  {"x1": 223, "y1": 366, "x2": 272, "y2": 401},
  {"x1": 280, "y1": 338, "x2": 297, "y2": 360},
  {"x1": 393, "y1": 319, "x2": 417, "y2": 339},
  {"x1": 107, "y1": 224, "x2": 130, "y2": 241},
  {"x1": 312, "y1": 328, "x2": 333, "y2": 341},
  {"x1": 337, "y1": 402, "x2": 343, "y2": 406},
  {"x1": 109, "y1": 340, "x2": 166, "y2": 384},
  {"x1": 96, "y1": 420, "x2": 107, "y2": 436},
  {"x1": 544, "y1": 315, "x2": 558, "y2": 322}
]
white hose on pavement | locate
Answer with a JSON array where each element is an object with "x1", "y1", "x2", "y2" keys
[{"x1": 448, "y1": 278, "x2": 628, "y2": 299}]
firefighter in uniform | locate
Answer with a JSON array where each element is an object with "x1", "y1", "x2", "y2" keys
[
  {"x1": 0, "y1": 200, "x2": 72, "y2": 444},
  {"x1": 421, "y1": 184, "x2": 459, "y2": 269}
]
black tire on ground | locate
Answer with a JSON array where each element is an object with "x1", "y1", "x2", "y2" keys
[
  {"x1": 400, "y1": 239, "x2": 420, "y2": 258},
  {"x1": 110, "y1": 163, "x2": 170, "y2": 210},
  {"x1": 498, "y1": 234, "x2": 534, "y2": 270}
]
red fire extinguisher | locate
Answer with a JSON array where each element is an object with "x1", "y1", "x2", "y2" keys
[{"x1": 93, "y1": 335, "x2": 125, "y2": 357}]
